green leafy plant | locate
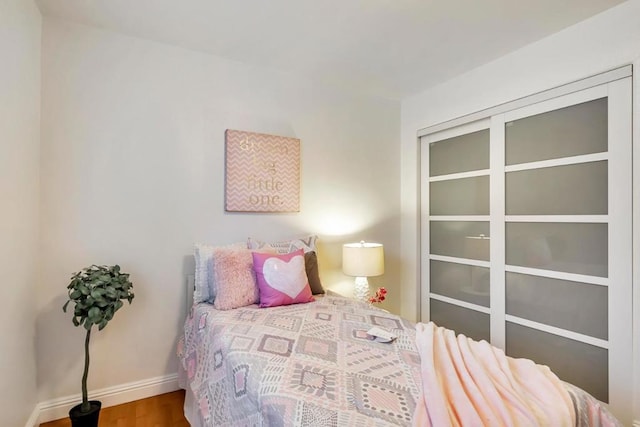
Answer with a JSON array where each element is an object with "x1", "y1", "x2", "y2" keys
[{"x1": 63, "y1": 265, "x2": 134, "y2": 413}]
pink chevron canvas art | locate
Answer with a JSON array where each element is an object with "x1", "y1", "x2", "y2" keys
[{"x1": 225, "y1": 129, "x2": 300, "y2": 212}]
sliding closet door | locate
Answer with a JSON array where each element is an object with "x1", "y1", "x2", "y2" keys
[
  {"x1": 501, "y1": 80, "x2": 632, "y2": 417},
  {"x1": 420, "y1": 75, "x2": 632, "y2": 422},
  {"x1": 420, "y1": 120, "x2": 492, "y2": 342}
]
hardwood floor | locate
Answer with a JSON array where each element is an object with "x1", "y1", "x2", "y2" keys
[{"x1": 39, "y1": 390, "x2": 189, "y2": 427}]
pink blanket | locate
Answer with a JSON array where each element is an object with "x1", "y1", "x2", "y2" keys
[{"x1": 413, "y1": 322, "x2": 575, "y2": 427}]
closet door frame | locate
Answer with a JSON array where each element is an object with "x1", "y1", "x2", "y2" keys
[{"x1": 419, "y1": 72, "x2": 632, "y2": 422}]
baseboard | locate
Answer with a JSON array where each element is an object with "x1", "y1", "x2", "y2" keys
[
  {"x1": 24, "y1": 405, "x2": 40, "y2": 427},
  {"x1": 36, "y1": 373, "x2": 179, "y2": 424}
]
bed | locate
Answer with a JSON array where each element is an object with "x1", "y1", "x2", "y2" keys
[
  {"x1": 178, "y1": 294, "x2": 422, "y2": 425},
  {"x1": 177, "y1": 239, "x2": 621, "y2": 426}
]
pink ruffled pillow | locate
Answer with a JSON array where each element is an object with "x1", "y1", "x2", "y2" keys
[
  {"x1": 212, "y1": 247, "x2": 259, "y2": 310},
  {"x1": 252, "y1": 249, "x2": 315, "y2": 308}
]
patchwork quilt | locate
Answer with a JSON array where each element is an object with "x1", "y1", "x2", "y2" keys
[{"x1": 178, "y1": 295, "x2": 423, "y2": 426}]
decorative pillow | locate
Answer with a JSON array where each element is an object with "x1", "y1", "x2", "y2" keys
[
  {"x1": 212, "y1": 247, "x2": 259, "y2": 310},
  {"x1": 252, "y1": 249, "x2": 315, "y2": 308},
  {"x1": 247, "y1": 236, "x2": 324, "y2": 294},
  {"x1": 247, "y1": 235, "x2": 317, "y2": 254},
  {"x1": 193, "y1": 242, "x2": 245, "y2": 304},
  {"x1": 304, "y1": 251, "x2": 325, "y2": 295}
]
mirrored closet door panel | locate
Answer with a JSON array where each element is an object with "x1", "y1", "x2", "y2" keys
[{"x1": 420, "y1": 72, "x2": 632, "y2": 423}]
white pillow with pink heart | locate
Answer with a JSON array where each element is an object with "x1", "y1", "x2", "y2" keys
[{"x1": 252, "y1": 249, "x2": 315, "y2": 307}]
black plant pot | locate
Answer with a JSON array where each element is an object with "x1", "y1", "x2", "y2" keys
[{"x1": 69, "y1": 401, "x2": 101, "y2": 427}]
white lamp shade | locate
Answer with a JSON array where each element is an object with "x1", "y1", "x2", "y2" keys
[{"x1": 342, "y1": 242, "x2": 384, "y2": 277}]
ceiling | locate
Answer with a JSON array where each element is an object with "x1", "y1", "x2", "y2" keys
[{"x1": 35, "y1": 0, "x2": 626, "y2": 99}]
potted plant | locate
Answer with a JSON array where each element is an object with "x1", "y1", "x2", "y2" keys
[{"x1": 63, "y1": 264, "x2": 134, "y2": 427}]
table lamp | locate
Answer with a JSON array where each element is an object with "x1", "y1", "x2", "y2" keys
[{"x1": 343, "y1": 241, "x2": 384, "y2": 302}]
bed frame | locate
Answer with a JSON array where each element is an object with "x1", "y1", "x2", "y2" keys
[{"x1": 186, "y1": 274, "x2": 195, "y2": 313}]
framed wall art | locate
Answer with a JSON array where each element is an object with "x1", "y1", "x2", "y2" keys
[{"x1": 225, "y1": 129, "x2": 300, "y2": 213}]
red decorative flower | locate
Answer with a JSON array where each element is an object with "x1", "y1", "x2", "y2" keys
[{"x1": 368, "y1": 287, "x2": 388, "y2": 304}]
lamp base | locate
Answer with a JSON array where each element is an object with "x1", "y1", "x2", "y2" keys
[{"x1": 354, "y1": 277, "x2": 370, "y2": 302}]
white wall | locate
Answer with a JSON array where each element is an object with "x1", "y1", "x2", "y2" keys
[
  {"x1": 37, "y1": 17, "x2": 400, "y2": 403},
  {"x1": 0, "y1": 0, "x2": 41, "y2": 425},
  {"x1": 400, "y1": 0, "x2": 640, "y2": 423}
]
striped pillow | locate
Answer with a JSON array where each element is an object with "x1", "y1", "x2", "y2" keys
[{"x1": 247, "y1": 235, "x2": 317, "y2": 254}]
